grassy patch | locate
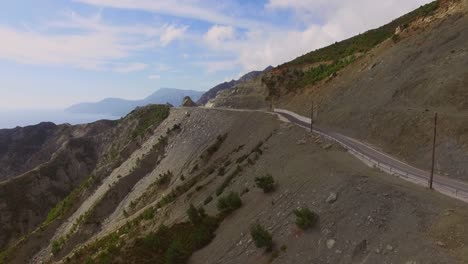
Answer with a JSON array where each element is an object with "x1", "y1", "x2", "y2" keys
[{"x1": 130, "y1": 105, "x2": 170, "y2": 139}]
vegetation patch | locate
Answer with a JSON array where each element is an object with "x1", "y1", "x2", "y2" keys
[
  {"x1": 67, "y1": 205, "x2": 221, "y2": 264},
  {"x1": 130, "y1": 105, "x2": 170, "y2": 139},
  {"x1": 44, "y1": 174, "x2": 97, "y2": 226},
  {"x1": 201, "y1": 134, "x2": 228, "y2": 161},
  {"x1": 250, "y1": 223, "x2": 273, "y2": 252},
  {"x1": 156, "y1": 170, "x2": 173, "y2": 186},
  {"x1": 255, "y1": 174, "x2": 276, "y2": 193},
  {"x1": 263, "y1": 1, "x2": 442, "y2": 94},
  {"x1": 216, "y1": 165, "x2": 242, "y2": 196},
  {"x1": 217, "y1": 192, "x2": 242, "y2": 215},
  {"x1": 294, "y1": 208, "x2": 319, "y2": 230}
]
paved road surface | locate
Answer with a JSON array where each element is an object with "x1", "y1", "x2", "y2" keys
[{"x1": 274, "y1": 109, "x2": 468, "y2": 202}]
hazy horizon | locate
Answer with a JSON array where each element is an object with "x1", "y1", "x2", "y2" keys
[{"x1": 0, "y1": 109, "x2": 120, "y2": 129}]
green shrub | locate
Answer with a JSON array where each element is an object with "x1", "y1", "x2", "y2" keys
[
  {"x1": 293, "y1": 208, "x2": 319, "y2": 230},
  {"x1": 250, "y1": 223, "x2": 273, "y2": 251},
  {"x1": 255, "y1": 174, "x2": 276, "y2": 193},
  {"x1": 217, "y1": 192, "x2": 242, "y2": 214},
  {"x1": 166, "y1": 240, "x2": 190, "y2": 264}
]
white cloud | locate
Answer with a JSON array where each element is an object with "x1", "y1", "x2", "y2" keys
[
  {"x1": 113, "y1": 62, "x2": 148, "y2": 73},
  {"x1": 0, "y1": 25, "x2": 127, "y2": 70},
  {"x1": 148, "y1": 74, "x2": 161, "y2": 80},
  {"x1": 160, "y1": 24, "x2": 188, "y2": 46},
  {"x1": 74, "y1": 0, "x2": 263, "y2": 29},
  {"x1": 204, "y1": 25, "x2": 235, "y2": 48},
  {"x1": 201, "y1": 0, "x2": 433, "y2": 72},
  {"x1": 0, "y1": 12, "x2": 188, "y2": 71}
]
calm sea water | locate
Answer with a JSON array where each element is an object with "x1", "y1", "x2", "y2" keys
[{"x1": 0, "y1": 109, "x2": 120, "y2": 129}]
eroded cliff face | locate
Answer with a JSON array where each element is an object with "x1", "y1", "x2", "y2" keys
[{"x1": 0, "y1": 105, "x2": 170, "y2": 254}]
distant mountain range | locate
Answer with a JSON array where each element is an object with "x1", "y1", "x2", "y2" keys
[
  {"x1": 197, "y1": 66, "x2": 273, "y2": 105},
  {"x1": 66, "y1": 88, "x2": 204, "y2": 116}
]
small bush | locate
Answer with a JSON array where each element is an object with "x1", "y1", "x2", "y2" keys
[
  {"x1": 156, "y1": 171, "x2": 172, "y2": 186},
  {"x1": 250, "y1": 223, "x2": 273, "y2": 251},
  {"x1": 141, "y1": 208, "x2": 155, "y2": 220},
  {"x1": 255, "y1": 174, "x2": 276, "y2": 193},
  {"x1": 217, "y1": 192, "x2": 242, "y2": 214},
  {"x1": 203, "y1": 196, "x2": 213, "y2": 205},
  {"x1": 293, "y1": 208, "x2": 319, "y2": 230},
  {"x1": 166, "y1": 240, "x2": 190, "y2": 264},
  {"x1": 187, "y1": 204, "x2": 207, "y2": 225},
  {"x1": 51, "y1": 237, "x2": 65, "y2": 255}
]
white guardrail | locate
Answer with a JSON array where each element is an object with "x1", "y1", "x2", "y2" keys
[{"x1": 274, "y1": 108, "x2": 468, "y2": 203}]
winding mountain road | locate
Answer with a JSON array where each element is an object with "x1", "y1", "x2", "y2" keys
[{"x1": 273, "y1": 108, "x2": 468, "y2": 203}]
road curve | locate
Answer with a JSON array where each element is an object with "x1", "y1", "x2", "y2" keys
[{"x1": 274, "y1": 108, "x2": 468, "y2": 203}]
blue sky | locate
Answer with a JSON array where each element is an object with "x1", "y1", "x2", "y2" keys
[{"x1": 0, "y1": 0, "x2": 431, "y2": 109}]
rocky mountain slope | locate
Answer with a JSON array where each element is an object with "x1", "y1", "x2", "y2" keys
[
  {"x1": 2, "y1": 1, "x2": 468, "y2": 263},
  {"x1": 0, "y1": 105, "x2": 171, "y2": 260},
  {"x1": 2, "y1": 107, "x2": 468, "y2": 264},
  {"x1": 206, "y1": 0, "x2": 468, "y2": 181},
  {"x1": 197, "y1": 66, "x2": 272, "y2": 106}
]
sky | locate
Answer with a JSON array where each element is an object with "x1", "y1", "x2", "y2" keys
[{"x1": 0, "y1": 0, "x2": 432, "y2": 109}]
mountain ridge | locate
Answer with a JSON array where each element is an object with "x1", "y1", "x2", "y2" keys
[
  {"x1": 67, "y1": 88, "x2": 204, "y2": 116},
  {"x1": 197, "y1": 66, "x2": 273, "y2": 105}
]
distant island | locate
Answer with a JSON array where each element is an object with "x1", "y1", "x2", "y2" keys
[{"x1": 66, "y1": 88, "x2": 204, "y2": 116}]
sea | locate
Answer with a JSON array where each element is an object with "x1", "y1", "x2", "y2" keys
[{"x1": 0, "y1": 109, "x2": 120, "y2": 129}]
